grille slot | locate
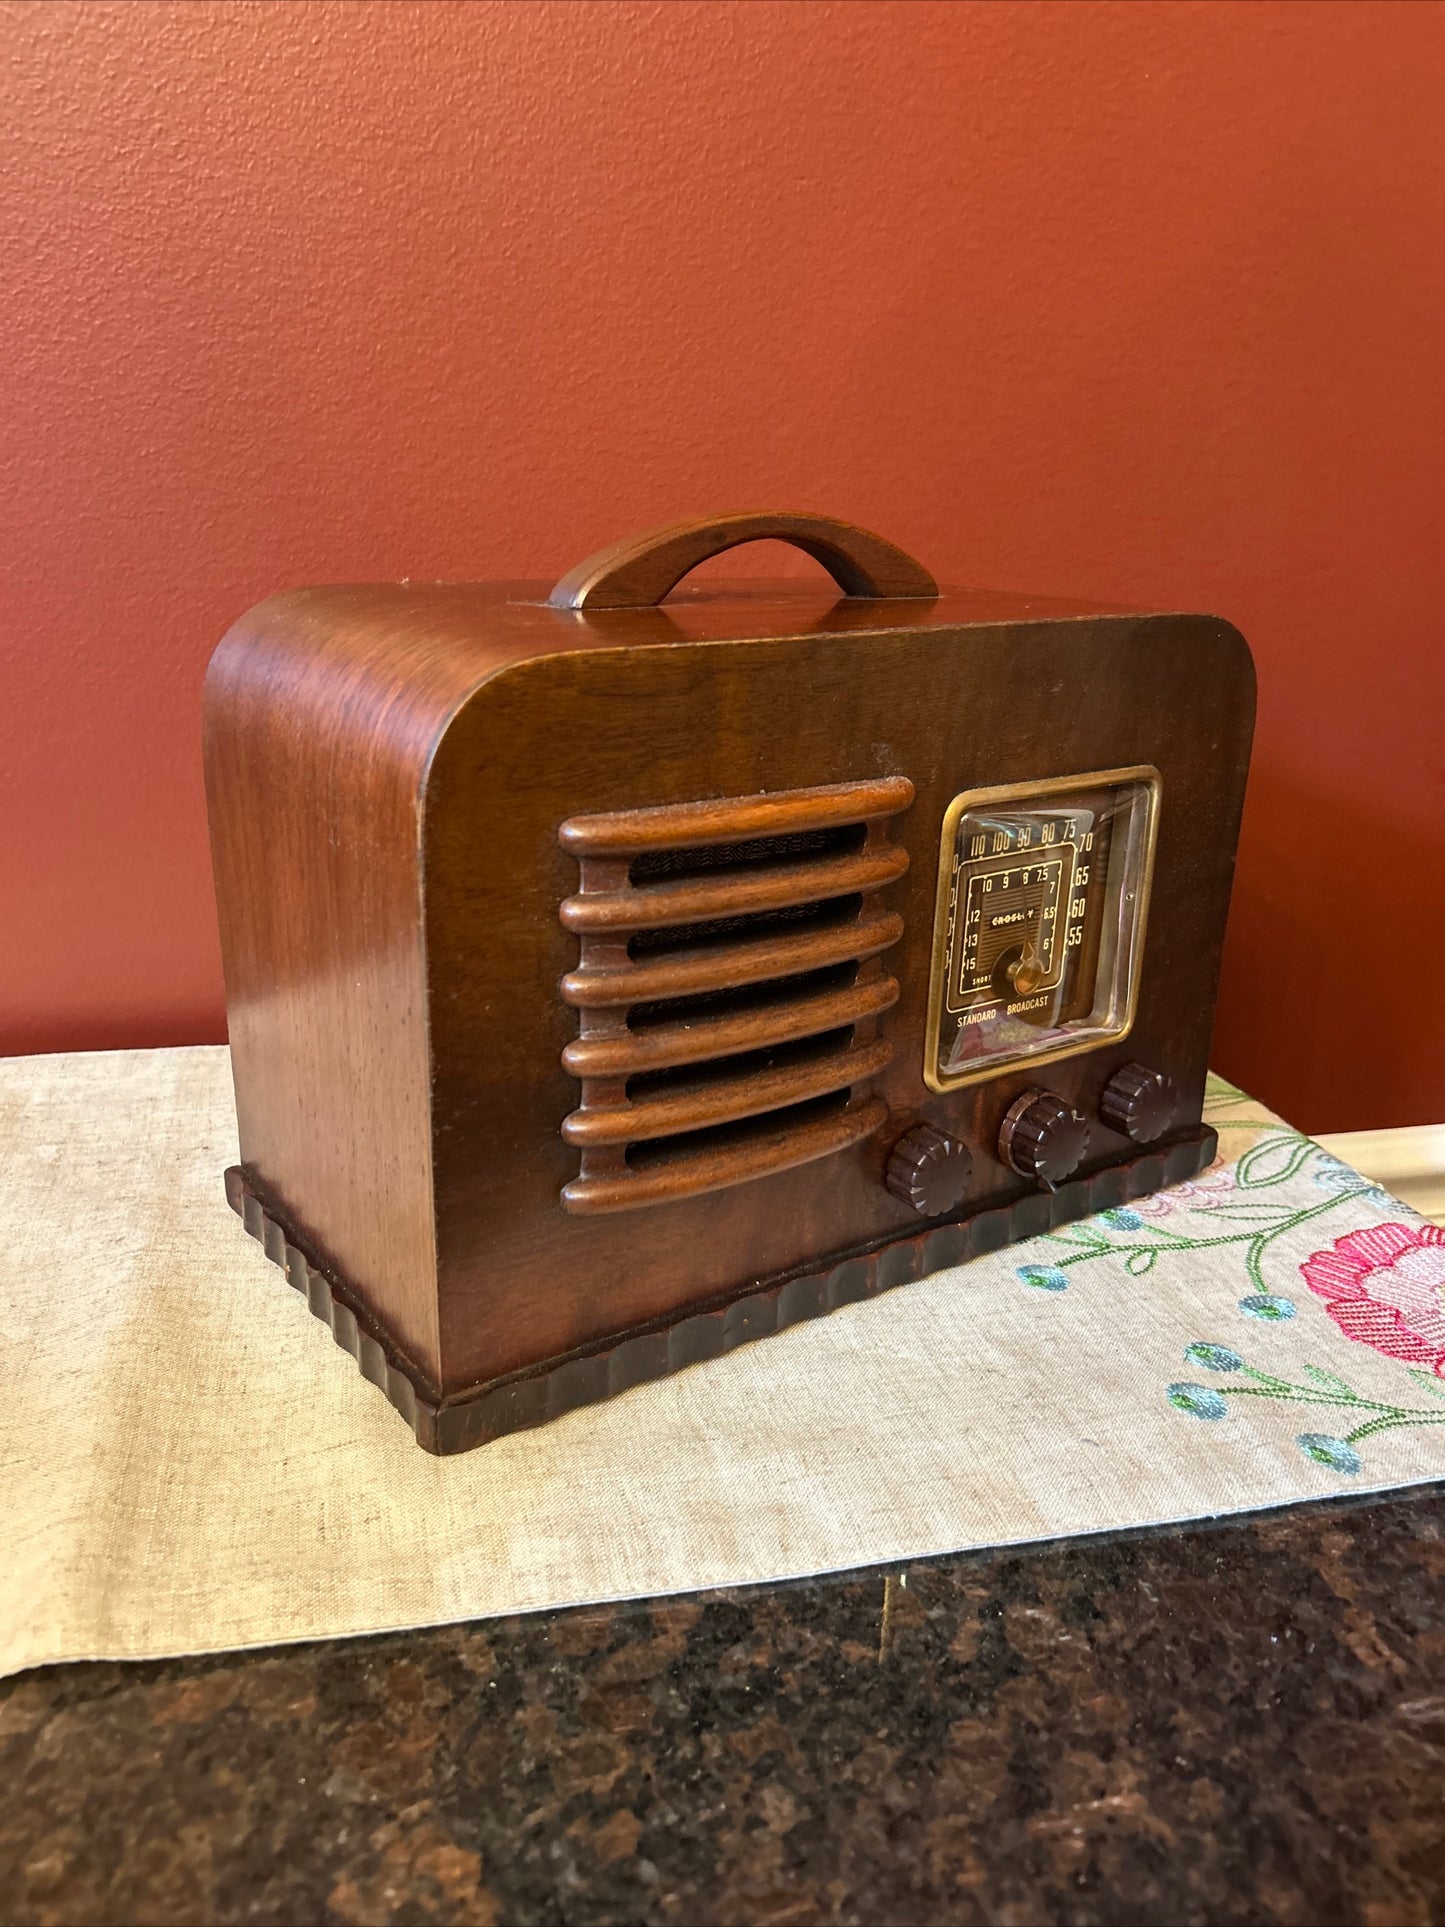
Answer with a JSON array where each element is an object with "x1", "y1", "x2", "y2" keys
[
  {"x1": 558, "y1": 776, "x2": 913, "y2": 1213},
  {"x1": 624, "y1": 1026, "x2": 856, "y2": 1104},
  {"x1": 624, "y1": 893, "x2": 863, "y2": 961},
  {"x1": 624, "y1": 961, "x2": 861, "y2": 1033},
  {"x1": 626, "y1": 1091, "x2": 852, "y2": 1172},
  {"x1": 629, "y1": 823, "x2": 864, "y2": 885}
]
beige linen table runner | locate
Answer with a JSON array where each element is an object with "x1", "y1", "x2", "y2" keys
[{"x1": 2, "y1": 1046, "x2": 1443, "y2": 1679}]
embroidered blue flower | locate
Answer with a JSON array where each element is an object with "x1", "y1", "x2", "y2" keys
[
  {"x1": 1184, "y1": 1342, "x2": 1244, "y2": 1373},
  {"x1": 1312, "y1": 1154, "x2": 1390, "y2": 1208},
  {"x1": 1100, "y1": 1207, "x2": 1144, "y2": 1231},
  {"x1": 1311, "y1": 1151, "x2": 1357, "y2": 1190},
  {"x1": 1296, "y1": 1433, "x2": 1362, "y2": 1474},
  {"x1": 1017, "y1": 1264, "x2": 1069, "y2": 1292},
  {"x1": 1167, "y1": 1382, "x2": 1229, "y2": 1420},
  {"x1": 1239, "y1": 1293, "x2": 1297, "y2": 1321}
]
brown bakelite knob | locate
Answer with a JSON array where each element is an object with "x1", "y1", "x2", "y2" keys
[
  {"x1": 998, "y1": 1090, "x2": 1091, "y2": 1189},
  {"x1": 885, "y1": 1124, "x2": 973, "y2": 1217},
  {"x1": 1100, "y1": 1063, "x2": 1178, "y2": 1143}
]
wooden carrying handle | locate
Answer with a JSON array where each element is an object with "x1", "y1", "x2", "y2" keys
[{"x1": 549, "y1": 512, "x2": 939, "y2": 610}]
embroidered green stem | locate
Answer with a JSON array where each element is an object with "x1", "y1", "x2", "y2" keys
[
  {"x1": 1343, "y1": 1411, "x2": 1445, "y2": 1444},
  {"x1": 1210, "y1": 1367, "x2": 1445, "y2": 1442},
  {"x1": 1048, "y1": 1186, "x2": 1362, "y2": 1275}
]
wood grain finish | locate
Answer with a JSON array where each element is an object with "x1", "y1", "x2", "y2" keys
[
  {"x1": 548, "y1": 513, "x2": 939, "y2": 611},
  {"x1": 204, "y1": 523, "x2": 1255, "y2": 1445},
  {"x1": 560, "y1": 974, "x2": 902, "y2": 1077},
  {"x1": 559, "y1": 845, "x2": 910, "y2": 932},
  {"x1": 558, "y1": 1100, "x2": 893, "y2": 1217},
  {"x1": 558, "y1": 776, "x2": 918, "y2": 854},
  {"x1": 202, "y1": 591, "x2": 465, "y2": 1388},
  {"x1": 561, "y1": 1039, "x2": 895, "y2": 1147},
  {"x1": 557, "y1": 775, "x2": 914, "y2": 1215},
  {"x1": 558, "y1": 908, "x2": 907, "y2": 1006}
]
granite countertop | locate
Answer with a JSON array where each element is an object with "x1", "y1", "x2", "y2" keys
[{"x1": 3, "y1": 1486, "x2": 1443, "y2": 1926}]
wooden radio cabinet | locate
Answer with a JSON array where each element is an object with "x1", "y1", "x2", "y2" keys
[{"x1": 204, "y1": 512, "x2": 1254, "y2": 1451}]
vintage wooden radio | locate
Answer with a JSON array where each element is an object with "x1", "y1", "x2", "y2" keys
[{"x1": 204, "y1": 512, "x2": 1254, "y2": 1452}]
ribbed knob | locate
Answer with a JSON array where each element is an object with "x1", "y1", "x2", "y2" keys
[
  {"x1": 998, "y1": 1090, "x2": 1091, "y2": 1189},
  {"x1": 885, "y1": 1124, "x2": 973, "y2": 1217},
  {"x1": 1100, "y1": 1063, "x2": 1178, "y2": 1144}
]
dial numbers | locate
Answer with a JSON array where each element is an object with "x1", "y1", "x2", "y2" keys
[
  {"x1": 923, "y1": 770, "x2": 1160, "y2": 1091},
  {"x1": 953, "y1": 854, "x2": 1069, "y2": 1003}
]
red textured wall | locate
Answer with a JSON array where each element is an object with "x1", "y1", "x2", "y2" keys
[{"x1": 3, "y1": 1, "x2": 1442, "y2": 1131}]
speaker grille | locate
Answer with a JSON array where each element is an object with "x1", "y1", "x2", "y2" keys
[{"x1": 557, "y1": 776, "x2": 913, "y2": 1213}]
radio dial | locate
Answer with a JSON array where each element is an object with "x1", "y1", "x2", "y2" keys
[
  {"x1": 885, "y1": 1125, "x2": 973, "y2": 1217},
  {"x1": 1100, "y1": 1063, "x2": 1178, "y2": 1143},
  {"x1": 998, "y1": 1090, "x2": 1091, "y2": 1189}
]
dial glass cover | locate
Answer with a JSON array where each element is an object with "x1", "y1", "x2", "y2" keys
[{"x1": 924, "y1": 767, "x2": 1160, "y2": 1090}]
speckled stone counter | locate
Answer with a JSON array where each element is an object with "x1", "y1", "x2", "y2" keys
[{"x1": 3, "y1": 1487, "x2": 1444, "y2": 1926}]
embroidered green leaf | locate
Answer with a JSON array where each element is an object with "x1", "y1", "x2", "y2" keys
[
  {"x1": 1235, "y1": 1134, "x2": 1316, "y2": 1190},
  {"x1": 1203, "y1": 1075, "x2": 1248, "y2": 1105},
  {"x1": 1237, "y1": 1364, "x2": 1306, "y2": 1389},
  {"x1": 1200, "y1": 1203, "x2": 1303, "y2": 1223},
  {"x1": 1125, "y1": 1247, "x2": 1157, "y2": 1276},
  {"x1": 1302, "y1": 1364, "x2": 1357, "y2": 1397},
  {"x1": 1407, "y1": 1370, "x2": 1445, "y2": 1404}
]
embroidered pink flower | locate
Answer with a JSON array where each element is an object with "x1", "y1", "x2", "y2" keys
[
  {"x1": 1137, "y1": 1165, "x2": 1237, "y2": 1218},
  {"x1": 1302, "y1": 1223, "x2": 1445, "y2": 1375}
]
